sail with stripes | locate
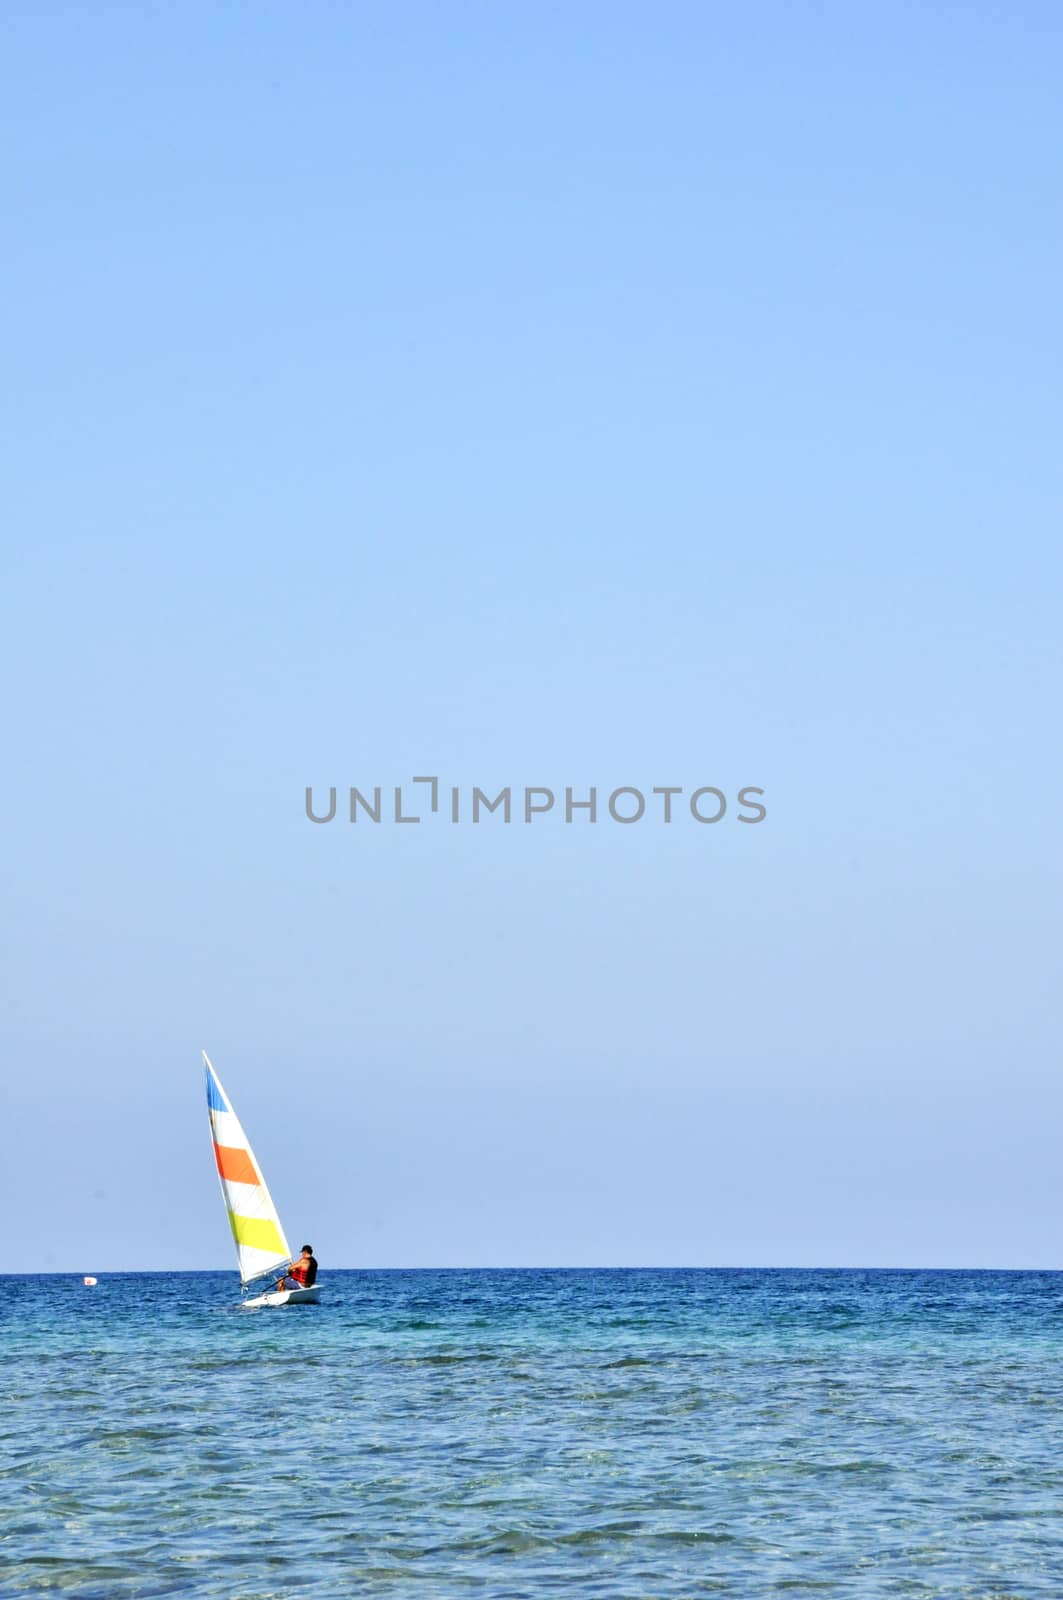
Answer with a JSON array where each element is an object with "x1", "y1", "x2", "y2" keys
[{"x1": 204, "y1": 1052, "x2": 292, "y2": 1286}]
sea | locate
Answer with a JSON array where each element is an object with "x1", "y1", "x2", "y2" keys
[{"x1": 3, "y1": 1269, "x2": 1062, "y2": 1598}]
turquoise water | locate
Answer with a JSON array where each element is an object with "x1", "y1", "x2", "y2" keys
[{"x1": 3, "y1": 1270, "x2": 1063, "y2": 1596}]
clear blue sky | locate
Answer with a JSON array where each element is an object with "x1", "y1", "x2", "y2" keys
[{"x1": 3, "y1": 3, "x2": 1060, "y2": 1270}]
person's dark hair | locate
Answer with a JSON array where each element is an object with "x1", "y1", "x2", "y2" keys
[{"x1": 301, "y1": 1244, "x2": 313, "y2": 1254}]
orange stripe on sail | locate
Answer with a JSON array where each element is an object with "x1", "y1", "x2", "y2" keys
[{"x1": 213, "y1": 1143, "x2": 258, "y2": 1185}]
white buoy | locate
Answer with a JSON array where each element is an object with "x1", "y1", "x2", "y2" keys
[{"x1": 83, "y1": 1276, "x2": 98, "y2": 1286}]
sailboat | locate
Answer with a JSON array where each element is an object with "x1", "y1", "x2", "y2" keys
[{"x1": 204, "y1": 1051, "x2": 321, "y2": 1307}]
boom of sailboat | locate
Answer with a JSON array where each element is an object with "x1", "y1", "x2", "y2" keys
[{"x1": 204, "y1": 1051, "x2": 321, "y2": 1308}]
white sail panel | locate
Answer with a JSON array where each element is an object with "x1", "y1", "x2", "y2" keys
[{"x1": 204, "y1": 1053, "x2": 292, "y2": 1285}]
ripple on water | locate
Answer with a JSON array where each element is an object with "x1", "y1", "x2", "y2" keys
[{"x1": 4, "y1": 1269, "x2": 1063, "y2": 1597}]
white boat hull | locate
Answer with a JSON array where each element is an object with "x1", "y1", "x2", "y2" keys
[{"x1": 242, "y1": 1285, "x2": 321, "y2": 1309}]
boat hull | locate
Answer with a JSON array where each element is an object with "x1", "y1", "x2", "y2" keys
[{"x1": 242, "y1": 1285, "x2": 321, "y2": 1309}]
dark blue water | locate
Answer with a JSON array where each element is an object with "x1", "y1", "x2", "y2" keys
[{"x1": 3, "y1": 1270, "x2": 1063, "y2": 1596}]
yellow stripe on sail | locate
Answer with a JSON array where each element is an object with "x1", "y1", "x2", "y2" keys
[{"x1": 228, "y1": 1212, "x2": 287, "y2": 1255}]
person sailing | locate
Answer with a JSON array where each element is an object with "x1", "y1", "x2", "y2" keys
[{"x1": 276, "y1": 1245, "x2": 318, "y2": 1292}]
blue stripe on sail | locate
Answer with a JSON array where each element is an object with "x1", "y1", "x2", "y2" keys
[{"x1": 205, "y1": 1066, "x2": 228, "y2": 1113}]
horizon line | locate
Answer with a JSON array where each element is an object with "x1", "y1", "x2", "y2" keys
[{"x1": 9, "y1": 1263, "x2": 1063, "y2": 1277}]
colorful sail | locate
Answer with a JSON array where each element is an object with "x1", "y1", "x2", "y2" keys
[{"x1": 204, "y1": 1052, "x2": 292, "y2": 1286}]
